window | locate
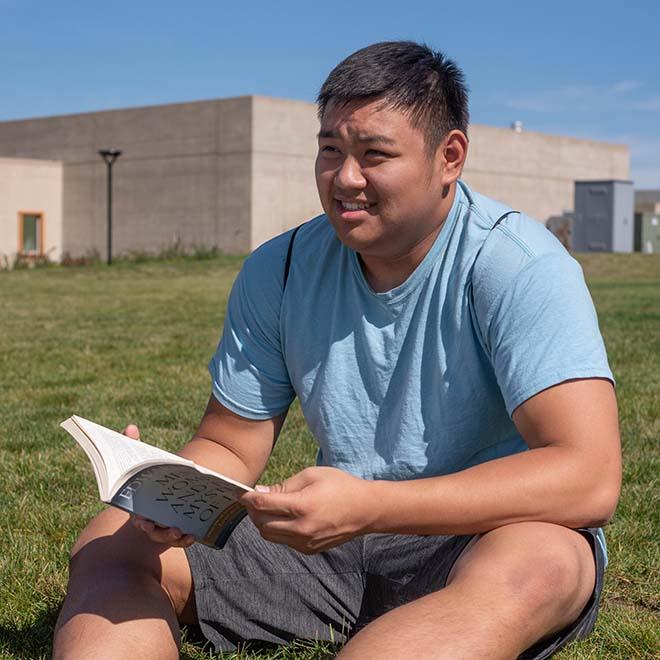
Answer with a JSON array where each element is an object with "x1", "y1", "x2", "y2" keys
[{"x1": 19, "y1": 212, "x2": 44, "y2": 256}]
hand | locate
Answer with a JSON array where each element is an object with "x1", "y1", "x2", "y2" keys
[
  {"x1": 240, "y1": 466, "x2": 375, "y2": 554},
  {"x1": 121, "y1": 423, "x2": 196, "y2": 548}
]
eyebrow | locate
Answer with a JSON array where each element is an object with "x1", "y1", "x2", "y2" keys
[{"x1": 317, "y1": 129, "x2": 396, "y2": 146}]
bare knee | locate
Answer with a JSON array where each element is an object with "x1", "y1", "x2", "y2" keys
[
  {"x1": 525, "y1": 532, "x2": 593, "y2": 609},
  {"x1": 69, "y1": 508, "x2": 160, "y2": 590},
  {"x1": 67, "y1": 507, "x2": 196, "y2": 624},
  {"x1": 54, "y1": 509, "x2": 189, "y2": 659},
  {"x1": 503, "y1": 524, "x2": 594, "y2": 618},
  {"x1": 449, "y1": 523, "x2": 595, "y2": 628}
]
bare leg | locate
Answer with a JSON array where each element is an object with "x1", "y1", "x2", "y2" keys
[
  {"x1": 53, "y1": 508, "x2": 196, "y2": 660},
  {"x1": 338, "y1": 522, "x2": 596, "y2": 660}
]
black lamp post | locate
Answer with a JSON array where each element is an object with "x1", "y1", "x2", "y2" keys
[{"x1": 98, "y1": 148, "x2": 122, "y2": 265}]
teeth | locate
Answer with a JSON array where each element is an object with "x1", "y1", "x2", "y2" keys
[{"x1": 341, "y1": 201, "x2": 371, "y2": 210}]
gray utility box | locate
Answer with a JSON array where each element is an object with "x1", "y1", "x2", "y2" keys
[
  {"x1": 573, "y1": 180, "x2": 634, "y2": 252},
  {"x1": 634, "y1": 212, "x2": 660, "y2": 253}
]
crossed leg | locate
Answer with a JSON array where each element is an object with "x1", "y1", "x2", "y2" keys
[
  {"x1": 52, "y1": 507, "x2": 196, "y2": 660},
  {"x1": 338, "y1": 522, "x2": 597, "y2": 660},
  {"x1": 54, "y1": 515, "x2": 596, "y2": 660}
]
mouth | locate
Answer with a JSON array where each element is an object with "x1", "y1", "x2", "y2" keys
[{"x1": 334, "y1": 199, "x2": 376, "y2": 219}]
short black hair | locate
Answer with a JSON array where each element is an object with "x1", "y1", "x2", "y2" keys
[{"x1": 317, "y1": 41, "x2": 469, "y2": 153}]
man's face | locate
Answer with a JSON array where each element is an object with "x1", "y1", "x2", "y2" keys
[{"x1": 315, "y1": 99, "x2": 451, "y2": 261}]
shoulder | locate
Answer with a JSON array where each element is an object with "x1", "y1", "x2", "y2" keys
[
  {"x1": 269, "y1": 214, "x2": 343, "y2": 292},
  {"x1": 467, "y1": 190, "x2": 581, "y2": 308},
  {"x1": 283, "y1": 213, "x2": 340, "y2": 271},
  {"x1": 235, "y1": 214, "x2": 334, "y2": 313},
  {"x1": 238, "y1": 215, "x2": 326, "y2": 286},
  {"x1": 244, "y1": 214, "x2": 332, "y2": 275}
]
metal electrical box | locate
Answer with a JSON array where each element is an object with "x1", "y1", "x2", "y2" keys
[
  {"x1": 634, "y1": 212, "x2": 660, "y2": 253},
  {"x1": 573, "y1": 180, "x2": 634, "y2": 252}
]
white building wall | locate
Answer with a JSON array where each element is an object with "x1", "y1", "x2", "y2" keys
[{"x1": 0, "y1": 157, "x2": 63, "y2": 266}]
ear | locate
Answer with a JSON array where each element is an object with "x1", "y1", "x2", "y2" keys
[{"x1": 436, "y1": 130, "x2": 468, "y2": 185}]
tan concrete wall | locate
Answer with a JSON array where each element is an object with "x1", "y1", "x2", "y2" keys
[
  {"x1": 0, "y1": 98, "x2": 253, "y2": 257},
  {"x1": 0, "y1": 157, "x2": 62, "y2": 265},
  {"x1": 463, "y1": 125, "x2": 629, "y2": 221},
  {"x1": 250, "y1": 97, "x2": 323, "y2": 248}
]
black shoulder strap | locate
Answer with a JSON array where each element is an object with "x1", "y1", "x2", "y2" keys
[
  {"x1": 472, "y1": 210, "x2": 520, "y2": 265},
  {"x1": 492, "y1": 210, "x2": 519, "y2": 232},
  {"x1": 283, "y1": 223, "x2": 303, "y2": 290}
]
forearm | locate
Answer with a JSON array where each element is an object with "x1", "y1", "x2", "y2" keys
[
  {"x1": 173, "y1": 397, "x2": 284, "y2": 488},
  {"x1": 176, "y1": 436, "x2": 265, "y2": 487},
  {"x1": 367, "y1": 444, "x2": 620, "y2": 536}
]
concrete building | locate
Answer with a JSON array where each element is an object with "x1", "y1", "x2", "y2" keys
[
  {"x1": 0, "y1": 96, "x2": 629, "y2": 262},
  {"x1": 635, "y1": 189, "x2": 660, "y2": 215},
  {"x1": 0, "y1": 157, "x2": 63, "y2": 266},
  {"x1": 634, "y1": 190, "x2": 660, "y2": 253}
]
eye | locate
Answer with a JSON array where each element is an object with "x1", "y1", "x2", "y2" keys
[
  {"x1": 319, "y1": 145, "x2": 340, "y2": 155},
  {"x1": 366, "y1": 149, "x2": 389, "y2": 158}
]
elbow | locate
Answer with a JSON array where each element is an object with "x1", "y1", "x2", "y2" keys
[
  {"x1": 575, "y1": 442, "x2": 622, "y2": 528},
  {"x1": 580, "y1": 478, "x2": 621, "y2": 528}
]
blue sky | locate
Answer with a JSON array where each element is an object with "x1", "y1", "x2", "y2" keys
[{"x1": 1, "y1": 0, "x2": 658, "y2": 187}]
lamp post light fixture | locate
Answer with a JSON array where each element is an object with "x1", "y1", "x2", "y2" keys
[{"x1": 98, "y1": 148, "x2": 122, "y2": 265}]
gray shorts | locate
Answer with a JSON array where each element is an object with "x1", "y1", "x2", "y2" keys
[{"x1": 185, "y1": 520, "x2": 604, "y2": 658}]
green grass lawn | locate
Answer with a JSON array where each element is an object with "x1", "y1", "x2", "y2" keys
[{"x1": 0, "y1": 253, "x2": 658, "y2": 659}]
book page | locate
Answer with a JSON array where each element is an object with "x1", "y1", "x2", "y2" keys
[
  {"x1": 70, "y1": 416, "x2": 192, "y2": 490},
  {"x1": 60, "y1": 418, "x2": 109, "y2": 498}
]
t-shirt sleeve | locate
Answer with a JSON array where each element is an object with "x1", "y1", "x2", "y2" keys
[
  {"x1": 208, "y1": 241, "x2": 295, "y2": 419},
  {"x1": 473, "y1": 250, "x2": 614, "y2": 416}
]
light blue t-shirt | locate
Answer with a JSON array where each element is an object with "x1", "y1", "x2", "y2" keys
[{"x1": 210, "y1": 181, "x2": 613, "y2": 482}]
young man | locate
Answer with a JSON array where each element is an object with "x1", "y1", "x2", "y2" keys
[{"x1": 53, "y1": 42, "x2": 621, "y2": 659}]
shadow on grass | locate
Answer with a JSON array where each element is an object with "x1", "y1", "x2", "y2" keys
[
  {"x1": 0, "y1": 606, "x2": 60, "y2": 659},
  {"x1": 179, "y1": 624, "x2": 342, "y2": 659},
  {"x1": 0, "y1": 609, "x2": 337, "y2": 660}
]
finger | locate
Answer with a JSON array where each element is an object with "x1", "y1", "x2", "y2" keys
[
  {"x1": 130, "y1": 513, "x2": 146, "y2": 528},
  {"x1": 254, "y1": 525, "x2": 320, "y2": 555},
  {"x1": 149, "y1": 527, "x2": 184, "y2": 544},
  {"x1": 131, "y1": 514, "x2": 166, "y2": 529},
  {"x1": 148, "y1": 527, "x2": 196, "y2": 547},
  {"x1": 135, "y1": 519, "x2": 185, "y2": 544},
  {"x1": 170, "y1": 534, "x2": 197, "y2": 548},
  {"x1": 248, "y1": 511, "x2": 299, "y2": 532},
  {"x1": 254, "y1": 522, "x2": 301, "y2": 546},
  {"x1": 240, "y1": 490, "x2": 300, "y2": 516},
  {"x1": 257, "y1": 524, "x2": 345, "y2": 555},
  {"x1": 122, "y1": 424, "x2": 140, "y2": 440},
  {"x1": 247, "y1": 470, "x2": 316, "y2": 497},
  {"x1": 278, "y1": 469, "x2": 318, "y2": 492}
]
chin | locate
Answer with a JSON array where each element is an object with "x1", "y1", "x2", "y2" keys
[{"x1": 328, "y1": 217, "x2": 375, "y2": 249}]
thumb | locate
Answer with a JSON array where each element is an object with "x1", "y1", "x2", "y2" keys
[
  {"x1": 253, "y1": 471, "x2": 309, "y2": 495},
  {"x1": 276, "y1": 470, "x2": 316, "y2": 494},
  {"x1": 123, "y1": 424, "x2": 140, "y2": 440}
]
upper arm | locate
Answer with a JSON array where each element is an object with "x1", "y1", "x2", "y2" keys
[
  {"x1": 512, "y1": 377, "x2": 622, "y2": 517},
  {"x1": 471, "y1": 224, "x2": 613, "y2": 417},
  {"x1": 208, "y1": 237, "x2": 295, "y2": 420},
  {"x1": 471, "y1": 226, "x2": 621, "y2": 519},
  {"x1": 178, "y1": 395, "x2": 288, "y2": 486}
]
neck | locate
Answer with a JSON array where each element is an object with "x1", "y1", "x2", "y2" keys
[
  {"x1": 360, "y1": 185, "x2": 456, "y2": 293},
  {"x1": 358, "y1": 225, "x2": 442, "y2": 292}
]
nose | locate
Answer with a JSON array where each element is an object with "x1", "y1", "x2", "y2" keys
[{"x1": 335, "y1": 155, "x2": 367, "y2": 191}]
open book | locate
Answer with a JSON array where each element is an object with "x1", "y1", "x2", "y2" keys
[{"x1": 61, "y1": 415, "x2": 253, "y2": 548}]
